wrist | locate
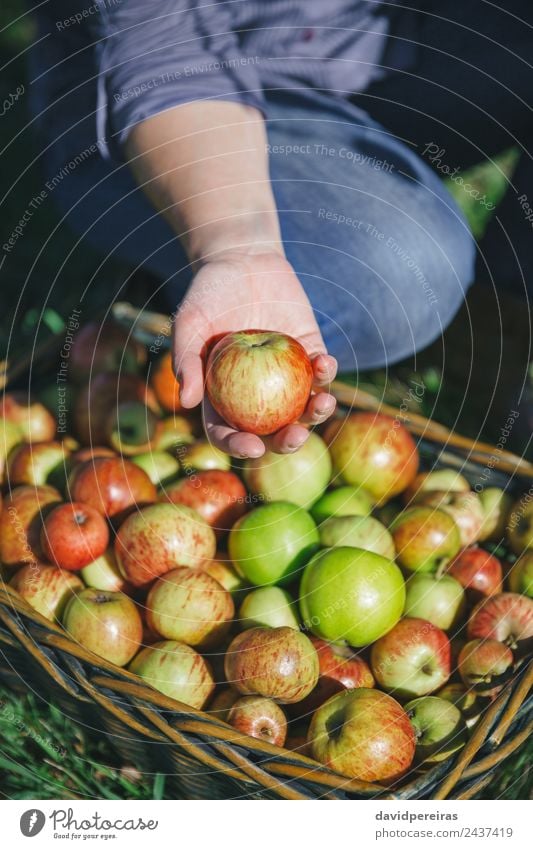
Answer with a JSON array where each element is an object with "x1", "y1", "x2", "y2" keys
[{"x1": 185, "y1": 209, "x2": 284, "y2": 266}]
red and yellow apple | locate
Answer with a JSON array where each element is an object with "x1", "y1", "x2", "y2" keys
[
  {"x1": 370, "y1": 617, "x2": 451, "y2": 699},
  {"x1": 61, "y1": 588, "x2": 143, "y2": 667},
  {"x1": 161, "y1": 469, "x2": 248, "y2": 540},
  {"x1": 129, "y1": 640, "x2": 215, "y2": 708},
  {"x1": 10, "y1": 561, "x2": 83, "y2": 621},
  {"x1": 227, "y1": 695, "x2": 287, "y2": 747},
  {"x1": 41, "y1": 501, "x2": 109, "y2": 571}
]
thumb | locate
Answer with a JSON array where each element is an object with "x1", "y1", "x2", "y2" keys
[{"x1": 173, "y1": 321, "x2": 205, "y2": 408}]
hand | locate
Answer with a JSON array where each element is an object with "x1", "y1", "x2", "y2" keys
[{"x1": 172, "y1": 251, "x2": 338, "y2": 458}]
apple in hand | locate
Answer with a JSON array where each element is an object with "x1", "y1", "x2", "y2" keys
[
  {"x1": 307, "y1": 688, "x2": 415, "y2": 783},
  {"x1": 300, "y1": 546, "x2": 405, "y2": 647},
  {"x1": 458, "y1": 638, "x2": 514, "y2": 696},
  {"x1": 115, "y1": 502, "x2": 216, "y2": 587},
  {"x1": 131, "y1": 450, "x2": 180, "y2": 486},
  {"x1": 370, "y1": 618, "x2": 451, "y2": 699},
  {"x1": 224, "y1": 627, "x2": 319, "y2": 703},
  {"x1": 62, "y1": 588, "x2": 142, "y2": 666},
  {"x1": 161, "y1": 470, "x2": 248, "y2": 540},
  {"x1": 403, "y1": 470, "x2": 470, "y2": 505},
  {"x1": 318, "y1": 515, "x2": 395, "y2": 559},
  {"x1": 228, "y1": 501, "x2": 319, "y2": 586},
  {"x1": 70, "y1": 456, "x2": 157, "y2": 523},
  {"x1": 146, "y1": 566, "x2": 234, "y2": 648},
  {"x1": 416, "y1": 491, "x2": 485, "y2": 547},
  {"x1": 478, "y1": 488, "x2": 512, "y2": 542},
  {"x1": 467, "y1": 592, "x2": 533, "y2": 651},
  {"x1": 507, "y1": 553, "x2": 533, "y2": 598},
  {"x1": 390, "y1": 506, "x2": 461, "y2": 573},
  {"x1": 507, "y1": 499, "x2": 533, "y2": 555},
  {"x1": 324, "y1": 412, "x2": 419, "y2": 505},
  {"x1": 447, "y1": 547, "x2": 503, "y2": 602},
  {"x1": 0, "y1": 485, "x2": 62, "y2": 566},
  {"x1": 41, "y1": 502, "x2": 109, "y2": 571},
  {"x1": 130, "y1": 640, "x2": 215, "y2": 708},
  {"x1": 403, "y1": 573, "x2": 466, "y2": 631},
  {"x1": 227, "y1": 696, "x2": 288, "y2": 747},
  {"x1": 105, "y1": 401, "x2": 160, "y2": 456},
  {"x1": 81, "y1": 549, "x2": 131, "y2": 593},
  {"x1": 243, "y1": 432, "x2": 331, "y2": 510},
  {"x1": 177, "y1": 440, "x2": 230, "y2": 472},
  {"x1": 404, "y1": 696, "x2": 467, "y2": 763},
  {"x1": 238, "y1": 586, "x2": 300, "y2": 631},
  {"x1": 206, "y1": 330, "x2": 314, "y2": 435},
  {"x1": 311, "y1": 486, "x2": 374, "y2": 523},
  {"x1": 69, "y1": 319, "x2": 145, "y2": 383},
  {"x1": 10, "y1": 562, "x2": 83, "y2": 621},
  {"x1": 2, "y1": 391, "x2": 56, "y2": 442}
]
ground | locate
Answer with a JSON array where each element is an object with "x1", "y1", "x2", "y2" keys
[{"x1": 0, "y1": 2, "x2": 531, "y2": 800}]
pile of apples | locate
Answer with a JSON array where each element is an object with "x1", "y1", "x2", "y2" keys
[{"x1": 1, "y1": 321, "x2": 533, "y2": 786}]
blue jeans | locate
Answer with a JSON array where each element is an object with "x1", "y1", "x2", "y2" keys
[{"x1": 44, "y1": 89, "x2": 475, "y2": 371}]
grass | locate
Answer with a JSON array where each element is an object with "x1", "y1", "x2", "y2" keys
[{"x1": 0, "y1": 2, "x2": 531, "y2": 801}]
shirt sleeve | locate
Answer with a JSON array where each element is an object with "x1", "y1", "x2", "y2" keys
[{"x1": 90, "y1": 1, "x2": 266, "y2": 159}]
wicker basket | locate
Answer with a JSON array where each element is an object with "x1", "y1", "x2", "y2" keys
[{"x1": 1, "y1": 305, "x2": 532, "y2": 800}]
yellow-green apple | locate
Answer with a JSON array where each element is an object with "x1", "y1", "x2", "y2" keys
[
  {"x1": 206, "y1": 330, "x2": 314, "y2": 435},
  {"x1": 208, "y1": 687, "x2": 240, "y2": 721},
  {"x1": 70, "y1": 456, "x2": 156, "y2": 523},
  {"x1": 507, "y1": 553, "x2": 533, "y2": 597},
  {"x1": 41, "y1": 501, "x2": 109, "y2": 571},
  {"x1": 145, "y1": 566, "x2": 234, "y2": 648},
  {"x1": 324, "y1": 412, "x2": 419, "y2": 505},
  {"x1": 404, "y1": 696, "x2": 467, "y2": 763},
  {"x1": 238, "y1": 586, "x2": 300, "y2": 631},
  {"x1": 2, "y1": 391, "x2": 56, "y2": 442},
  {"x1": 418, "y1": 490, "x2": 485, "y2": 547},
  {"x1": 403, "y1": 470, "x2": 470, "y2": 505},
  {"x1": 467, "y1": 592, "x2": 533, "y2": 651},
  {"x1": 318, "y1": 515, "x2": 395, "y2": 558},
  {"x1": 227, "y1": 695, "x2": 288, "y2": 746},
  {"x1": 10, "y1": 562, "x2": 83, "y2": 620},
  {"x1": 129, "y1": 640, "x2": 215, "y2": 708},
  {"x1": 177, "y1": 440, "x2": 231, "y2": 472},
  {"x1": 299, "y1": 546, "x2": 405, "y2": 647},
  {"x1": 201, "y1": 556, "x2": 248, "y2": 597},
  {"x1": 390, "y1": 506, "x2": 461, "y2": 573},
  {"x1": 307, "y1": 688, "x2": 415, "y2": 782},
  {"x1": 149, "y1": 350, "x2": 181, "y2": 413},
  {"x1": 403, "y1": 574, "x2": 466, "y2": 631},
  {"x1": 62, "y1": 588, "x2": 142, "y2": 666},
  {"x1": 115, "y1": 502, "x2": 216, "y2": 587},
  {"x1": 243, "y1": 432, "x2": 331, "y2": 510},
  {"x1": 436, "y1": 682, "x2": 485, "y2": 727},
  {"x1": 447, "y1": 547, "x2": 503, "y2": 602},
  {"x1": 370, "y1": 618, "x2": 451, "y2": 699},
  {"x1": 74, "y1": 371, "x2": 158, "y2": 445},
  {"x1": 0, "y1": 417, "x2": 23, "y2": 479},
  {"x1": 131, "y1": 450, "x2": 180, "y2": 486},
  {"x1": 6, "y1": 440, "x2": 70, "y2": 489},
  {"x1": 478, "y1": 488, "x2": 512, "y2": 541},
  {"x1": 507, "y1": 499, "x2": 533, "y2": 555},
  {"x1": 153, "y1": 416, "x2": 195, "y2": 452},
  {"x1": 458, "y1": 638, "x2": 514, "y2": 697},
  {"x1": 105, "y1": 401, "x2": 160, "y2": 456},
  {"x1": 81, "y1": 549, "x2": 131, "y2": 593},
  {"x1": 228, "y1": 501, "x2": 319, "y2": 586},
  {"x1": 69, "y1": 319, "x2": 145, "y2": 383},
  {"x1": 311, "y1": 485, "x2": 374, "y2": 523},
  {"x1": 224, "y1": 626, "x2": 319, "y2": 703},
  {"x1": 0, "y1": 485, "x2": 62, "y2": 566},
  {"x1": 161, "y1": 470, "x2": 247, "y2": 540}
]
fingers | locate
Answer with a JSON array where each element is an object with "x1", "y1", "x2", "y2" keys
[
  {"x1": 264, "y1": 423, "x2": 310, "y2": 454},
  {"x1": 299, "y1": 392, "x2": 337, "y2": 426},
  {"x1": 174, "y1": 352, "x2": 204, "y2": 409},
  {"x1": 311, "y1": 353, "x2": 338, "y2": 387},
  {"x1": 203, "y1": 398, "x2": 265, "y2": 459}
]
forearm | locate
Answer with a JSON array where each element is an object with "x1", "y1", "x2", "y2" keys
[{"x1": 125, "y1": 101, "x2": 283, "y2": 264}]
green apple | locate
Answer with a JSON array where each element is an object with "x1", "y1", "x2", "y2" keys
[
  {"x1": 228, "y1": 501, "x2": 319, "y2": 586},
  {"x1": 507, "y1": 552, "x2": 533, "y2": 597},
  {"x1": 243, "y1": 432, "x2": 331, "y2": 510},
  {"x1": 238, "y1": 586, "x2": 301, "y2": 630},
  {"x1": 132, "y1": 450, "x2": 180, "y2": 486},
  {"x1": 311, "y1": 486, "x2": 374, "y2": 523},
  {"x1": 129, "y1": 640, "x2": 215, "y2": 709},
  {"x1": 405, "y1": 696, "x2": 467, "y2": 763},
  {"x1": 299, "y1": 546, "x2": 405, "y2": 646},
  {"x1": 0, "y1": 417, "x2": 23, "y2": 479},
  {"x1": 318, "y1": 515, "x2": 395, "y2": 558},
  {"x1": 404, "y1": 573, "x2": 466, "y2": 631},
  {"x1": 390, "y1": 506, "x2": 461, "y2": 573},
  {"x1": 478, "y1": 487, "x2": 512, "y2": 542}
]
